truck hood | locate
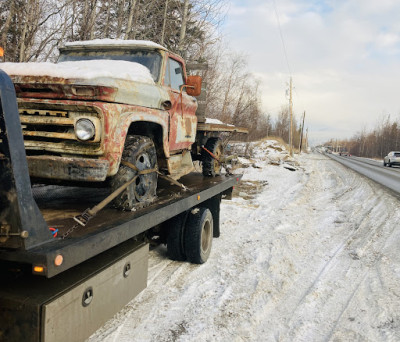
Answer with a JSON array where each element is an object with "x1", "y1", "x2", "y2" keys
[{"x1": 1, "y1": 60, "x2": 170, "y2": 109}]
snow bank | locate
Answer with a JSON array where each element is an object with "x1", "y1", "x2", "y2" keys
[
  {"x1": 1, "y1": 60, "x2": 155, "y2": 84},
  {"x1": 229, "y1": 139, "x2": 298, "y2": 170}
]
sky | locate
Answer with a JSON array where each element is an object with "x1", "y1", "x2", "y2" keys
[{"x1": 222, "y1": 0, "x2": 400, "y2": 144}]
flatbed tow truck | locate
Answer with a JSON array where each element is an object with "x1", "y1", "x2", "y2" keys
[{"x1": 0, "y1": 71, "x2": 242, "y2": 341}]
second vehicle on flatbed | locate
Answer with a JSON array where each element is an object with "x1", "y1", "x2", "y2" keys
[{"x1": 1, "y1": 39, "x2": 246, "y2": 210}]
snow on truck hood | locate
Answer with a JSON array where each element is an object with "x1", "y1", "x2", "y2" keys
[
  {"x1": 1, "y1": 60, "x2": 169, "y2": 109},
  {"x1": 1, "y1": 60, "x2": 155, "y2": 85}
]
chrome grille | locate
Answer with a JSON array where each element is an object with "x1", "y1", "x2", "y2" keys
[{"x1": 19, "y1": 108, "x2": 76, "y2": 141}]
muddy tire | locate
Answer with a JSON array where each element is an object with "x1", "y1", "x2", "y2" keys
[
  {"x1": 202, "y1": 138, "x2": 223, "y2": 177},
  {"x1": 167, "y1": 213, "x2": 187, "y2": 261},
  {"x1": 111, "y1": 135, "x2": 158, "y2": 210},
  {"x1": 184, "y1": 208, "x2": 213, "y2": 264}
]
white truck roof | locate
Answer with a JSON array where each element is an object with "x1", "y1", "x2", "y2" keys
[{"x1": 63, "y1": 39, "x2": 167, "y2": 51}]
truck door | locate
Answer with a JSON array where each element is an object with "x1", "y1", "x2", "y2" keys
[{"x1": 164, "y1": 57, "x2": 197, "y2": 152}]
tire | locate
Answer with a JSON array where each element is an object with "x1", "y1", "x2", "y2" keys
[
  {"x1": 388, "y1": 160, "x2": 392, "y2": 167},
  {"x1": 111, "y1": 135, "x2": 158, "y2": 210},
  {"x1": 202, "y1": 138, "x2": 223, "y2": 177},
  {"x1": 184, "y1": 208, "x2": 213, "y2": 264},
  {"x1": 167, "y1": 213, "x2": 187, "y2": 261}
]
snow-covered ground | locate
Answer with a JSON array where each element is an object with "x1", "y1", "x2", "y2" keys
[{"x1": 88, "y1": 140, "x2": 400, "y2": 342}]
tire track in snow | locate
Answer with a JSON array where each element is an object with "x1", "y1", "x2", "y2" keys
[
  {"x1": 241, "y1": 153, "x2": 399, "y2": 341},
  {"x1": 277, "y1": 154, "x2": 400, "y2": 341}
]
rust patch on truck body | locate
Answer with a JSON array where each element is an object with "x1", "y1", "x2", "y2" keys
[
  {"x1": 13, "y1": 77, "x2": 118, "y2": 102},
  {"x1": 28, "y1": 155, "x2": 110, "y2": 182}
]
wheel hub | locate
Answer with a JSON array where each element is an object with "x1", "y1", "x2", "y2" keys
[{"x1": 135, "y1": 153, "x2": 153, "y2": 201}]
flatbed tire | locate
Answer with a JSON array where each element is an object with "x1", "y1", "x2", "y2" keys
[
  {"x1": 184, "y1": 208, "x2": 213, "y2": 264},
  {"x1": 167, "y1": 213, "x2": 187, "y2": 261}
]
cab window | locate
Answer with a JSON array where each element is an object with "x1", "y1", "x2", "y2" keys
[{"x1": 165, "y1": 57, "x2": 184, "y2": 91}]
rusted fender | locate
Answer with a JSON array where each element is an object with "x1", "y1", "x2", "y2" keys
[{"x1": 109, "y1": 108, "x2": 170, "y2": 174}]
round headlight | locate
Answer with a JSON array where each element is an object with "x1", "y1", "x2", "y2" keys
[{"x1": 75, "y1": 119, "x2": 95, "y2": 141}]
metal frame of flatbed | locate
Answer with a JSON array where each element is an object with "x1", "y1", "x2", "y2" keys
[
  {"x1": 0, "y1": 69, "x2": 242, "y2": 278},
  {"x1": 0, "y1": 174, "x2": 240, "y2": 277}
]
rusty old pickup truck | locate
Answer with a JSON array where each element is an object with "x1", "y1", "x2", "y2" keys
[{"x1": 1, "y1": 39, "x2": 246, "y2": 210}]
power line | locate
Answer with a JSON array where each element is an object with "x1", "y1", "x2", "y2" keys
[{"x1": 272, "y1": 0, "x2": 292, "y2": 76}]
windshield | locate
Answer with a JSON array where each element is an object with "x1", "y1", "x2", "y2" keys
[{"x1": 58, "y1": 49, "x2": 162, "y2": 82}]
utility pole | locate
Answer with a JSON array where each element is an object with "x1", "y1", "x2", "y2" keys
[
  {"x1": 299, "y1": 111, "x2": 305, "y2": 153},
  {"x1": 289, "y1": 77, "x2": 293, "y2": 156}
]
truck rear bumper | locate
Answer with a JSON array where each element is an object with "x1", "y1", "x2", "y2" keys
[{"x1": 27, "y1": 155, "x2": 110, "y2": 182}]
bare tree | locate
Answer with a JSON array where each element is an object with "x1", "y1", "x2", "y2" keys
[{"x1": 125, "y1": 0, "x2": 137, "y2": 40}]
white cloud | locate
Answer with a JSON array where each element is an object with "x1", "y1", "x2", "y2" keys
[{"x1": 224, "y1": 0, "x2": 400, "y2": 143}]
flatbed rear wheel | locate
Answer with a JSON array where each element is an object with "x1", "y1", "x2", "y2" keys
[
  {"x1": 111, "y1": 135, "x2": 158, "y2": 210},
  {"x1": 184, "y1": 208, "x2": 213, "y2": 264},
  {"x1": 167, "y1": 213, "x2": 187, "y2": 261}
]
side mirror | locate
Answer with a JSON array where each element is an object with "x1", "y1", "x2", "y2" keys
[{"x1": 186, "y1": 75, "x2": 202, "y2": 97}]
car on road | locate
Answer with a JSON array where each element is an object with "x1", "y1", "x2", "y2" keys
[{"x1": 383, "y1": 151, "x2": 400, "y2": 167}]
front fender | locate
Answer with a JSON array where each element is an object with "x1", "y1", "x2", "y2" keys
[{"x1": 106, "y1": 108, "x2": 170, "y2": 176}]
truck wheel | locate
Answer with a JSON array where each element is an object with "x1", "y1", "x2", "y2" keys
[
  {"x1": 184, "y1": 208, "x2": 213, "y2": 264},
  {"x1": 167, "y1": 213, "x2": 187, "y2": 261},
  {"x1": 202, "y1": 138, "x2": 223, "y2": 177},
  {"x1": 111, "y1": 135, "x2": 158, "y2": 210}
]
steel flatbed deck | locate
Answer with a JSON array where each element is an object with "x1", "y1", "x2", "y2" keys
[{"x1": 0, "y1": 173, "x2": 240, "y2": 277}]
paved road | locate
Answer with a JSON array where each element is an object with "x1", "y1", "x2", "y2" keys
[{"x1": 325, "y1": 153, "x2": 400, "y2": 196}]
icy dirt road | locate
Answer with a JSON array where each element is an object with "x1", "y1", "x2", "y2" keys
[{"x1": 88, "y1": 144, "x2": 400, "y2": 342}]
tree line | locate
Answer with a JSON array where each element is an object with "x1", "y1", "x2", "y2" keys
[
  {"x1": 324, "y1": 115, "x2": 400, "y2": 158},
  {"x1": 0, "y1": 0, "x2": 225, "y2": 63},
  {"x1": 1, "y1": 0, "x2": 298, "y2": 143}
]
